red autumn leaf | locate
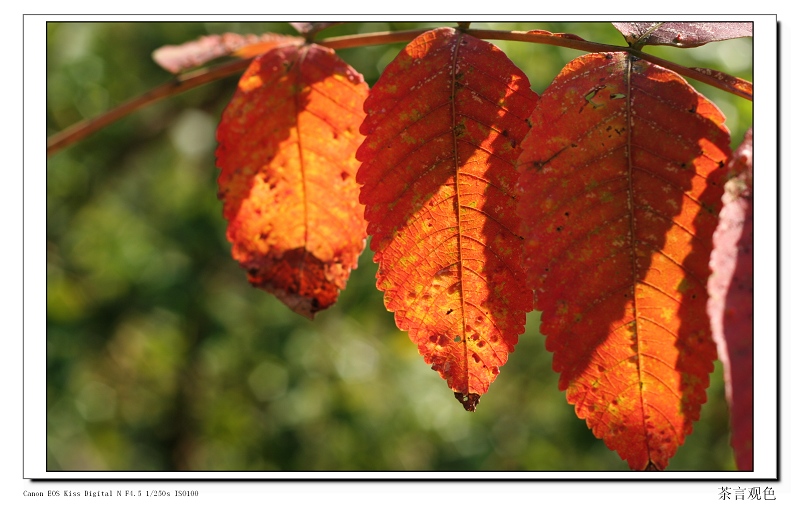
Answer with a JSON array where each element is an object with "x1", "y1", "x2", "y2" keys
[
  {"x1": 357, "y1": 27, "x2": 537, "y2": 410},
  {"x1": 612, "y1": 22, "x2": 753, "y2": 48},
  {"x1": 216, "y1": 44, "x2": 369, "y2": 318},
  {"x1": 152, "y1": 33, "x2": 303, "y2": 74},
  {"x1": 707, "y1": 128, "x2": 753, "y2": 471},
  {"x1": 516, "y1": 52, "x2": 731, "y2": 469}
]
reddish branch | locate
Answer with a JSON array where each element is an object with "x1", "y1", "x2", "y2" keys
[
  {"x1": 47, "y1": 26, "x2": 752, "y2": 158},
  {"x1": 46, "y1": 58, "x2": 253, "y2": 157}
]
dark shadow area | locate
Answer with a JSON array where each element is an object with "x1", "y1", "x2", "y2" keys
[{"x1": 515, "y1": 51, "x2": 733, "y2": 470}]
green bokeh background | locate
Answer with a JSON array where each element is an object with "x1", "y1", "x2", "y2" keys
[{"x1": 46, "y1": 21, "x2": 752, "y2": 472}]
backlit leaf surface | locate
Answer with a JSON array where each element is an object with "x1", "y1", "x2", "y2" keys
[
  {"x1": 516, "y1": 52, "x2": 730, "y2": 469},
  {"x1": 217, "y1": 44, "x2": 369, "y2": 318},
  {"x1": 708, "y1": 128, "x2": 753, "y2": 471},
  {"x1": 357, "y1": 28, "x2": 537, "y2": 409}
]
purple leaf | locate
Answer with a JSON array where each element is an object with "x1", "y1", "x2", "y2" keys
[
  {"x1": 613, "y1": 22, "x2": 752, "y2": 48},
  {"x1": 707, "y1": 128, "x2": 753, "y2": 471}
]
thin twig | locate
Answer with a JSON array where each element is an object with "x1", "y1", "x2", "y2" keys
[
  {"x1": 47, "y1": 30, "x2": 432, "y2": 158},
  {"x1": 464, "y1": 29, "x2": 753, "y2": 101},
  {"x1": 314, "y1": 28, "x2": 430, "y2": 50},
  {"x1": 464, "y1": 28, "x2": 627, "y2": 54},
  {"x1": 47, "y1": 57, "x2": 253, "y2": 157},
  {"x1": 627, "y1": 48, "x2": 753, "y2": 101}
]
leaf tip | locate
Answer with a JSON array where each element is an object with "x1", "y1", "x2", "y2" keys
[
  {"x1": 454, "y1": 392, "x2": 480, "y2": 412},
  {"x1": 644, "y1": 461, "x2": 663, "y2": 472}
]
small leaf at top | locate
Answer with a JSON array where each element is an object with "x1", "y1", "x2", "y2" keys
[
  {"x1": 517, "y1": 52, "x2": 731, "y2": 470},
  {"x1": 216, "y1": 44, "x2": 369, "y2": 318},
  {"x1": 152, "y1": 33, "x2": 303, "y2": 74},
  {"x1": 613, "y1": 22, "x2": 753, "y2": 48},
  {"x1": 289, "y1": 22, "x2": 341, "y2": 36},
  {"x1": 357, "y1": 27, "x2": 537, "y2": 408},
  {"x1": 707, "y1": 128, "x2": 753, "y2": 471}
]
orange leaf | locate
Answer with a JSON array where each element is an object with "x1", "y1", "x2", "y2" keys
[
  {"x1": 357, "y1": 28, "x2": 537, "y2": 410},
  {"x1": 516, "y1": 52, "x2": 731, "y2": 469},
  {"x1": 216, "y1": 44, "x2": 369, "y2": 318},
  {"x1": 708, "y1": 128, "x2": 753, "y2": 471}
]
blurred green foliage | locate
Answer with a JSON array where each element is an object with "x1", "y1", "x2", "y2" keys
[{"x1": 46, "y1": 21, "x2": 751, "y2": 472}]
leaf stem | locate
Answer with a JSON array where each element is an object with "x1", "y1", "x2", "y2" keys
[{"x1": 630, "y1": 22, "x2": 665, "y2": 50}]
